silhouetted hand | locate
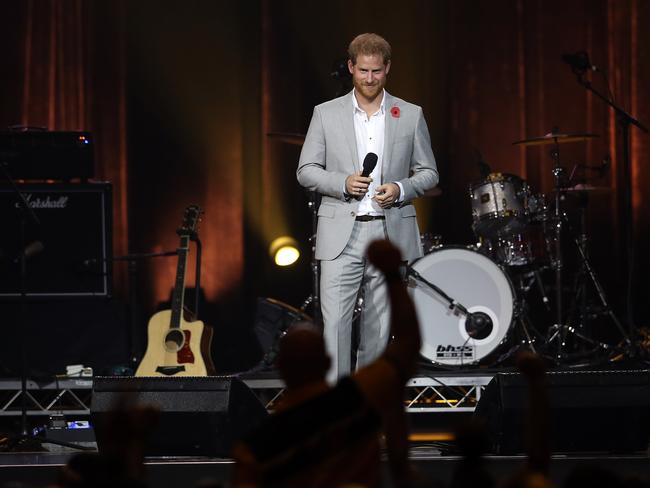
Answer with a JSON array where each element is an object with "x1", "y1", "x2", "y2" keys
[
  {"x1": 516, "y1": 350, "x2": 546, "y2": 381},
  {"x1": 367, "y1": 239, "x2": 402, "y2": 274}
]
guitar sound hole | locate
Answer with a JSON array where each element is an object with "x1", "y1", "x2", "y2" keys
[{"x1": 164, "y1": 329, "x2": 185, "y2": 352}]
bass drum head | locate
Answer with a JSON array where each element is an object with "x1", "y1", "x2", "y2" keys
[{"x1": 408, "y1": 246, "x2": 514, "y2": 367}]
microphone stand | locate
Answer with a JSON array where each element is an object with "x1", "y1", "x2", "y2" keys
[
  {"x1": 572, "y1": 71, "x2": 647, "y2": 340},
  {"x1": 406, "y1": 266, "x2": 492, "y2": 338},
  {"x1": 1, "y1": 162, "x2": 92, "y2": 452}
]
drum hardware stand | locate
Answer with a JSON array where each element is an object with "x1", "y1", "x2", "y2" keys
[
  {"x1": 500, "y1": 268, "x2": 549, "y2": 362},
  {"x1": 559, "y1": 211, "x2": 630, "y2": 350},
  {"x1": 545, "y1": 210, "x2": 630, "y2": 363},
  {"x1": 492, "y1": 313, "x2": 543, "y2": 367},
  {"x1": 299, "y1": 190, "x2": 322, "y2": 326}
]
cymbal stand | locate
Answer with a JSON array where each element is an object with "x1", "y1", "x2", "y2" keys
[
  {"x1": 542, "y1": 140, "x2": 602, "y2": 361},
  {"x1": 544, "y1": 139, "x2": 568, "y2": 358},
  {"x1": 299, "y1": 190, "x2": 322, "y2": 325}
]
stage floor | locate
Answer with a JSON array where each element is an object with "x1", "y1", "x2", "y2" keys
[
  {"x1": 1, "y1": 365, "x2": 648, "y2": 487},
  {"x1": 0, "y1": 447, "x2": 648, "y2": 487}
]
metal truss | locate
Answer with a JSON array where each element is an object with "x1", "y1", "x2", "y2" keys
[
  {"x1": 0, "y1": 379, "x2": 93, "y2": 416},
  {"x1": 404, "y1": 375, "x2": 493, "y2": 412},
  {"x1": 243, "y1": 374, "x2": 495, "y2": 412},
  {"x1": 0, "y1": 374, "x2": 494, "y2": 416}
]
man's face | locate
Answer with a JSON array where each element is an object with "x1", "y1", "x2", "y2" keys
[{"x1": 348, "y1": 53, "x2": 390, "y2": 101}]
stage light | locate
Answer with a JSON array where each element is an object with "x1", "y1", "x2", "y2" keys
[{"x1": 269, "y1": 236, "x2": 300, "y2": 267}]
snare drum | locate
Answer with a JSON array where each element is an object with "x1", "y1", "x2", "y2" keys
[
  {"x1": 408, "y1": 246, "x2": 515, "y2": 367},
  {"x1": 490, "y1": 224, "x2": 551, "y2": 267},
  {"x1": 470, "y1": 173, "x2": 530, "y2": 237}
]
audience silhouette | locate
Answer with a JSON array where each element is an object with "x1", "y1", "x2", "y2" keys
[{"x1": 233, "y1": 239, "x2": 421, "y2": 488}]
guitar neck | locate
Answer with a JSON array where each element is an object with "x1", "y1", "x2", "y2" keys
[{"x1": 170, "y1": 234, "x2": 190, "y2": 329}]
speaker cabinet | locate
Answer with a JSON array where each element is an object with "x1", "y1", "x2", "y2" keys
[
  {"x1": 474, "y1": 370, "x2": 650, "y2": 454},
  {"x1": 91, "y1": 376, "x2": 268, "y2": 457},
  {"x1": 0, "y1": 183, "x2": 112, "y2": 297}
]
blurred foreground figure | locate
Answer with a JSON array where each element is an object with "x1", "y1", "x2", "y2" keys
[
  {"x1": 56, "y1": 401, "x2": 158, "y2": 488},
  {"x1": 501, "y1": 351, "x2": 553, "y2": 488},
  {"x1": 233, "y1": 239, "x2": 421, "y2": 488}
]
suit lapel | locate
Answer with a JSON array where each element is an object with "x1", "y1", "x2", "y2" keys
[
  {"x1": 339, "y1": 92, "x2": 359, "y2": 172},
  {"x1": 383, "y1": 92, "x2": 399, "y2": 179}
]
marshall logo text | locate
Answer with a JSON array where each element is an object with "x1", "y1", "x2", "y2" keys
[{"x1": 15, "y1": 194, "x2": 69, "y2": 209}]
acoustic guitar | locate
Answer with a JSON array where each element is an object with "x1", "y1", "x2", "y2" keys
[{"x1": 136, "y1": 205, "x2": 215, "y2": 376}]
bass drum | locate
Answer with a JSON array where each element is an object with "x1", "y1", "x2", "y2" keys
[{"x1": 408, "y1": 246, "x2": 515, "y2": 367}]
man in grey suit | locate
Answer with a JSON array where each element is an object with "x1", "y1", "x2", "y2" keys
[{"x1": 297, "y1": 33, "x2": 438, "y2": 381}]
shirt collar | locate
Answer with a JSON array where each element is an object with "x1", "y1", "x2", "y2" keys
[{"x1": 352, "y1": 89, "x2": 386, "y2": 116}]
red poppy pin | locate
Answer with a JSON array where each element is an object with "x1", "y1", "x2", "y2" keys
[{"x1": 390, "y1": 106, "x2": 400, "y2": 118}]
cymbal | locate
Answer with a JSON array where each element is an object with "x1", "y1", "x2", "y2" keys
[
  {"x1": 556, "y1": 184, "x2": 611, "y2": 194},
  {"x1": 267, "y1": 132, "x2": 305, "y2": 146},
  {"x1": 513, "y1": 132, "x2": 598, "y2": 147}
]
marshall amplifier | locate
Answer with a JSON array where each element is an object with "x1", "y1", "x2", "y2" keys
[
  {"x1": 0, "y1": 183, "x2": 112, "y2": 297},
  {"x1": 0, "y1": 130, "x2": 94, "y2": 180}
]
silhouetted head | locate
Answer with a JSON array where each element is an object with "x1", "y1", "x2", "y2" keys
[
  {"x1": 276, "y1": 322, "x2": 330, "y2": 389},
  {"x1": 563, "y1": 465, "x2": 623, "y2": 488}
]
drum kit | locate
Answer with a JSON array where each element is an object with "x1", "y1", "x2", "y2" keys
[
  {"x1": 410, "y1": 131, "x2": 630, "y2": 369},
  {"x1": 269, "y1": 128, "x2": 630, "y2": 369}
]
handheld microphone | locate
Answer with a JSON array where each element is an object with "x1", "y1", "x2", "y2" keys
[
  {"x1": 361, "y1": 152, "x2": 378, "y2": 177},
  {"x1": 562, "y1": 51, "x2": 598, "y2": 73}
]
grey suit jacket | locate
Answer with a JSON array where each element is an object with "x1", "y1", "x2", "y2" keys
[{"x1": 297, "y1": 91, "x2": 439, "y2": 262}]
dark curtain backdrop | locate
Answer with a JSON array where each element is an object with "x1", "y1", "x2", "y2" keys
[{"x1": 1, "y1": 0, "x2": 648, "y2": 374}]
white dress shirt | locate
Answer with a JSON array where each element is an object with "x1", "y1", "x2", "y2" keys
[
  {"x1": 353, "y1": 89, "x2": 385, "y2": 216},
  {"x1": 350, "y1": 90, "x2": 404, "y2": 216}
]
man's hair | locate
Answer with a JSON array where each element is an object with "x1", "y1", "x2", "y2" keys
[{"x1": 348, "y1": 33, "x2": 392, "y2": 65}]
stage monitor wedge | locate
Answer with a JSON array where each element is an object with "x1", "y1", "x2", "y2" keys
[
  {"x1": 91, "y1": 375, "x2": 269, "y2": 457},
  {"x1": 474, "y1": 369, "x2": 650, "y2": 454}
]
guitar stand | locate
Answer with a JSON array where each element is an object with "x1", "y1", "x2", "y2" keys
[{"x1": 110, "y1": 250, "x2": 180, "y2": 368}]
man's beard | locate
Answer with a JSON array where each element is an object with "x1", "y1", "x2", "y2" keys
[{"x1": 355, "y1": 80, "x2": 384, "y2": 100}]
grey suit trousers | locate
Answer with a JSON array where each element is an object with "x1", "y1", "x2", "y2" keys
[{"x1": 320, "y1": 219, "x2": 390, "y2": 383}]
